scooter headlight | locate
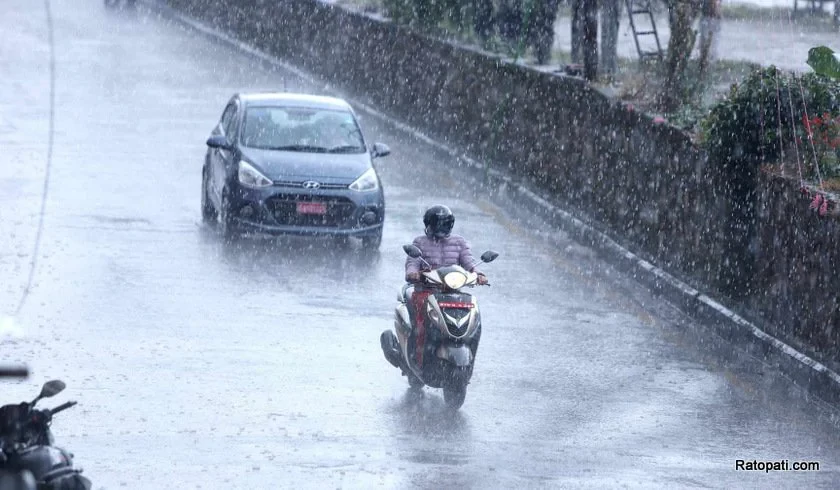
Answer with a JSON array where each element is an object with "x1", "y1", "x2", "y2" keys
[{"x1": 442, "y1": 271, "x2": 468, "y2": 290}]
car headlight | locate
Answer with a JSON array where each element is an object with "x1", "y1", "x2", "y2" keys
[
  {"x1": 349, "y1": 168, "x2": 379, "y2": 192},
  {"x1": 238, "y1": 160, "x2": 272, "y2": 188},
  {"x1": 443, "y1": 271, "x2": 468, "y2": 290}
]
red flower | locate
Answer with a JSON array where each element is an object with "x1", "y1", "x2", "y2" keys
[
  {"x1": 802, "y1": 115, "x2": 814, "y2": 138},
  {"x1": 810, "y1": 193, "x2": 825, "y2": 211}
]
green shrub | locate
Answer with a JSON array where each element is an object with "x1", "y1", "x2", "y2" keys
[
  {"x1": 700, "y1": 66, "x2": 840, "y2": 180},
  {"x1": 382, "y1": 0, "x2": 415, "y2": 23},
  {"x1": 411, "y1": 0, "x2": 446, "y2": 27}
]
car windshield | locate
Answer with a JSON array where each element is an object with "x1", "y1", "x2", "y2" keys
[{"x1": 240, "y1": 106, "x2": 366, "y2": 153}]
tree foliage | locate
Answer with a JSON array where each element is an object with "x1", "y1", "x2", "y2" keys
[
  {"x1": 808, "y1": 46, "x2": 840, "y2": 81},
  {"x1": 701, "y1": 66, "x2": 840, "y2": 179}
]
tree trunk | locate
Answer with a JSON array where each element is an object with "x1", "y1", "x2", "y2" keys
[
  {"x1": 600, "y1": 0, "x2": 620, "y2": 76},
  {"x1": 472, "y1": 0, "x2": 495, "y2": 46},
  {"x1": 530, "y1": 0, "x2": 560, "y2": 64},
  {"x1": 497, "y1": 0, "x2": 524, "y2": 52},
  {"x1": 571, "y1": 0, "x2": 584, "y2": 63},
  {"x1": 697, "y1": 0, "x2": 721, "y2": 78},
  {"x1": 582, "y1": 0, "x2": 598, "y2": 80},
  {"x1": 662, "y1": 0, "x2": 699, "y2": 111}
]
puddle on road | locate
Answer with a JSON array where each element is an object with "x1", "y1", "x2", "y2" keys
[
  {"x1": 82, "y1": 214, "x2": 152, "y2": 225},
  {"x1": 402, "y1": 449, "x2": 470, "y2": 466}
]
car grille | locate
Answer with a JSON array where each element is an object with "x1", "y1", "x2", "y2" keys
[
  {"x1": 273, "y1": 180, "x2": 349, "y2": 190},
  {"x1": 266, "y1": 194, "x2": 356, "y2": 227}
]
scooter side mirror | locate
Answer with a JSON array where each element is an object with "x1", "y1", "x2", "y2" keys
[
  {"x1": 33, "y1": 380, "x2": 66, "y2": 405},
  {"x1": 403, "y1": 244, "x2": 423, "y2": 258},
  {"x1": 480, "y1": 251, "x2": 499, "y2": 263},
  {"x1": 0, "y1": 365, "x2": 29, "y2": 379}
]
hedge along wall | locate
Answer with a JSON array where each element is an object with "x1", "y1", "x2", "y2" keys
[{"x1": 165, "y1": 0, "x2": 840, "y2": 360}]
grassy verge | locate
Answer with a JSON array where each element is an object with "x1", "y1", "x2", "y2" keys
[{"x1": 722, "y1": 3, "x2": 838, "y2": 26}]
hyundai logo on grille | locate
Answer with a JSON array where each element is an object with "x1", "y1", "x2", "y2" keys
[{"x1": 302, "y1": 181, "x2": 321, "y2": 189}]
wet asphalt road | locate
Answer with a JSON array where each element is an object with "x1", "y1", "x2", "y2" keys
[{"x1": 1, "y1": 1, "x2": 839, "y2": 488}]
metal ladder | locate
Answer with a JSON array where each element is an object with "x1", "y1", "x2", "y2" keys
[{"x1": 624, "y1": 0, "x2": 664, "y2": 62}]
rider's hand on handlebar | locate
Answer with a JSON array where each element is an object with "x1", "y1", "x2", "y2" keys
[{"x1": 476, "y1": 273, "x2": 489, "y2": 285}]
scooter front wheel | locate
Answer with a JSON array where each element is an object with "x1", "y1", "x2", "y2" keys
[
  {"x1": 443, "y1": 366, "x2": 470, "y2": 409},
  {"x1": 443, "y1": 384, "x2": 467, "y2": 409}
]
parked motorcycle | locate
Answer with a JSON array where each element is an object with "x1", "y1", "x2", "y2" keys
[
  {"x1": 381, "y1": 244, "x2": 498, "y2": 409},
  {"x1": 0, "y1": 380, "x2": 91, "y2": 490},
  {"x1": 0, "y1": 365, "x2": 34, "y2": 490},
  {"x1": 103, "y1": 0, "x2": 136, "y2": 8}
]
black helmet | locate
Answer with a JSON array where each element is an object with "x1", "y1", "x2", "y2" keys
[{"x1": 423, "y1": 205, "x2": 455, "y2": 239}]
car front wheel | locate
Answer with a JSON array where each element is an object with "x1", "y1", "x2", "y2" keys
[
  {"x1": 201, "y1": 170, "x2": 218, "y2": 224},
  {"x1": 219, "y1": 191, "x2": 239, "y2": 242}
]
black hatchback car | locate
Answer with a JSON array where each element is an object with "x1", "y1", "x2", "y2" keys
[{"x1": 201, "y1": 93, "x2": 390, "y2": 248}]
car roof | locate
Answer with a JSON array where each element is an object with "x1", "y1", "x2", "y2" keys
[{"x1": 238, "y1": 92, "x2": 354, "y2": 112}]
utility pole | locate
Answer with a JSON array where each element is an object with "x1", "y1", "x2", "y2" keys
[{"x1": 601, "y1": 0, "x2": 620, "y2": 76}]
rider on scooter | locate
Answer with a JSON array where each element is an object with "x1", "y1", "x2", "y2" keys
[{"x1": 405, "y1": 205, "x2": 489, "y2": 368}]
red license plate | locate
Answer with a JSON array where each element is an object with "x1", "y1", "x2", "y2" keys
[{"x1": 296, "y1": 202, "x2": 327, "y2": 215}]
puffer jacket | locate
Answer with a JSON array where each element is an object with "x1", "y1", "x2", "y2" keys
[{"x1": 405, "y1": 234, "x2": 480, "y2": 277}]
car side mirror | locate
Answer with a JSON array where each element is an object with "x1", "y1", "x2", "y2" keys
[
  {"x1": 371, "y1": 142, "x2": 391, "y2": 158},
  {"x1": 207, "y1": 135, "x2": 232, "y2": 150},
  {"x1": 480, "y1": 251, "x2": 499, "y2": 263},
  {"x1": 403, "y1": 244, "x2": 422, "y2": 258}
]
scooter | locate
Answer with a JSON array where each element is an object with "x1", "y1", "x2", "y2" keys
[
  {"x1": 381, "y1": 244, "x2": 498, "y2": 409},
  {"x1": 0, "y1": 380, "x2": 91, "y2": 490}
]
